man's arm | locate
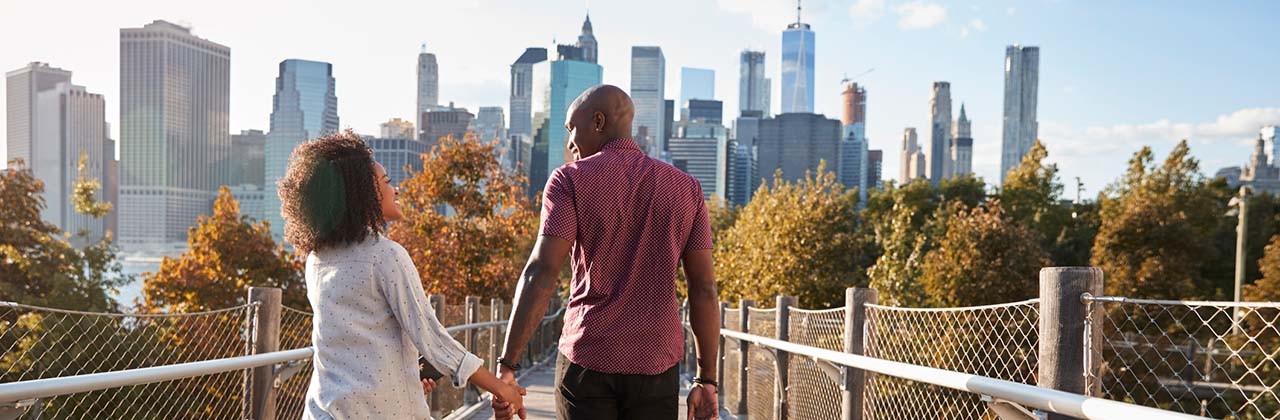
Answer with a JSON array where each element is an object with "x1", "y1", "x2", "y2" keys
[
  {"x1": 498, "y1": 235, "x2": 572, "y2": 374},
  {"x1": 684, "y1": 249, "x2": 719, "y2": 379}
]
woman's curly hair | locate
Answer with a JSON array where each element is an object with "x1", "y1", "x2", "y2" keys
[{"x1": 277, "y1": 130, "x2": 385, "y2": 255}]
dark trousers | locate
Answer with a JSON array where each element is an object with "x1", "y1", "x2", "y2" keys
[{"x1": 554, "y1": 352, "x2": 679, "y2": 420}]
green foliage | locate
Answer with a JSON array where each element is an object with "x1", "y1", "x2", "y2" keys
[
  {"x1": 1091, "y1": 141, "x2": 1224, "y2": 299},
  {"x1": 920, "y1": 202, "x2": 1050, "y2": 307},
  {"x1": 715, "y1": 164, "x2": 867, "y2": 308}
]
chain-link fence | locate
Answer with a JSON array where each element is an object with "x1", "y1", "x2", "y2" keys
[
  {"x1": 1085, "y1": 296, "x2": 1280, "y2": 419},
  {"x1": 786, "y1": 307, "x2": 845, "y2": 420},
  {"x1": 722, "y1": 306, "x2": 743, "y2": 413},
  {"x1": 275, "y1": 306, "x2": 314, "y2": 420},
  {"x1": 747, "y1": 306, "x2": 778, "y2": 420},
  {"x1": 0, "y1": 302, "x2": 255, "y2": 419},
  {"x1": 863, "y1": 299, "x2": 1040, "y2": 420}
]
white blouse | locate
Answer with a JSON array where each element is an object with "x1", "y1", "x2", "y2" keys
[{"x1": 303, "y1": 234, "x2": 483, "y2": 420}]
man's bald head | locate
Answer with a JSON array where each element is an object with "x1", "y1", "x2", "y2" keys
[{"x1": 564, "y1": 85, "x2": 635, "y2": 160}]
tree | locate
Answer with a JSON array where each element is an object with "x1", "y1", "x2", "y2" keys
[
  {"x1": 1249, "y1": 234, "x2": 1280, "y2": 303},
  {"x1": 715, "y1": 164, "x2": 867, "y2": 308},
  {"x1": 1091, "y1": 141, "x2": 1223, "y2": 299},
  {"x1": 920, "y1": 202, "x2": 1050, "y2": 307},
  {"x1": 866, "y1": 200, "x2": 930, "y2": 306},
  {"x1": 0, "y1": 159, "x2": 125, "y2": 312},
  {"x1": 998, "y1": 140, "x2": 1082, "y2": 267},
  {"x1": 388, "y1": 134, "x2": 538, "y2": 301},
  {"x1": 141, "y1": 187, "x2": 304, "y2": 312}
]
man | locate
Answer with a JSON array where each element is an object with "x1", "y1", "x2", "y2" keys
[{"x1": 493, "y1": 85, "x2": 720, "y2": 420}]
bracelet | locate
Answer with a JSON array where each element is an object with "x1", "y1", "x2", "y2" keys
[
  {"x1": 496, "y1": 357, "x2": 522, "y2": 371},
  {"x1": 692, "y1": 377, "x2": 718, "y2": 387}
]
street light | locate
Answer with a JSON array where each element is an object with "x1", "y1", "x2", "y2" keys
[{"x1": 1224, "y1": 185, "x2": 1250, "y2": 335}]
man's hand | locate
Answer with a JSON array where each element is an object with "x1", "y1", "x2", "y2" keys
[
  {"x1": 421, "y1": 378, "x2": 436, "y2": 394},
  {"x1": 492, "y1": 366, "x2": 526, "y2": 420},
  {"x1": 687, "y1": 383, "x2": 718, "y2": 420}
]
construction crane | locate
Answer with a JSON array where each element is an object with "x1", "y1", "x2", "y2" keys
[{"x1": 841, "y1": 68, "x2": 876, "y2": 85}]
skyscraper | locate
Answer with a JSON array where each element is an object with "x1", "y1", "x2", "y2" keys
[
  {"x1": 927, "y1": 82, "x2": 953, "y2": 184},
  {"x1": 119, "y1": 20, "x2": 231, "y2": 249},
  {"x1": 952, "y1": 104, "x2": 973, "y2": 176},
  {"x1": 577, "y1": 14, "x2": 599, "y2": 64},
  {"x1": 28, "y1": 80, "x2": 110, "y2": 244},
  {"x1": 631, "y1": 46, "x2": 666, "y2": 155},
  {"x1": 730, "y1": 111, "x2": 763, "y2": 206},
  {"x1": 546, "y1": 48, "x2": 603, "y2": 178},
  {"x1": 781, "y1": 1, "x2": 815, "y2": 113},
  {"x1": 420, "y1": 103, "x2": 474, "y2": 148},
  {"x1": 739, "y1": 50, "x2": 769, "y2": 116},
  {"x1": 686, "y1": 99, "x2": 723, "y2": 124},
  {"x1": 380, "y1": 118, "x2": 416, "y2": 139},
  {"x1": 6, "y1": 62, "x2": 71, "y2": 165},
  {"x1": 756, "y1": 113, "x2": 840, "y2": 186},
  {"x1": 509, "y1": 47, "x2": 549, "y2": 172},
  {"x1": 664, "y1": 99, "x2": 675, "y2": 150},
  {"x1": 669, "y1": 120, "x2": 728, "y2": 200},
  {"x1": 264, "y1": 59, "x2": 339, "y2": 237},
  {"x1": 866, "y1": 149, "x2": 883, "y2": 190},
  {"x1": 839, "y1": 82, "x2": 868, "y2": 193},
  {"x1": 680, "y1": 67, "x2": 715, "y2": 118},
  {"x1": 900, "y1": 127, "x2": 926, "y2": 182},
  {"x1": 473, "y1": 105, "x2": 506, "y2": 143},
  {"x1": 1001, "y1": 45, "x2": 1039, "y2": 183},
  {"x1": 1262, "y1": 125, "x2": 1279, "y2": 165},
  {"x1": 231, "y1": 129, "x2": 266, "y2": 187},
  {"x1": 364, "y1": 136, "x2": 430, "y2": 187},
  {"x1": 417, "y1": 45, "x2": 440, "y2": 119}
]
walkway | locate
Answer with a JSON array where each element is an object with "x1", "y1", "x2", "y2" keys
[{"x1": 463, "y1": 362, "x2": 729, "y2": 420}]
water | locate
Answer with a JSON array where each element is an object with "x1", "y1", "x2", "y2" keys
[{"x1": 114, "y1": 257, "x2": 161, "y2": 308}]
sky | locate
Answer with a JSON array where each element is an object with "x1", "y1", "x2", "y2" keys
[{"x1": 1, "y1": 0, "x2": 1278, "y2": 195}]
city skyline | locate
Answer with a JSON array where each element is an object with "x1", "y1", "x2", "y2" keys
[{"x1": 1, "y1": 0, "x2": 1278, "y2": 195}]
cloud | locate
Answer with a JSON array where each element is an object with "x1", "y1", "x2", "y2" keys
[
  {"x1": 1041, "y1": 107, "x2": 1280, "y2": 160},
  {"x1": 960, "y1": 27, "x2": 969, "y2": 38},
  {"x1": 970, "y1": 18, "x2": 987, "y2": 31},
  {"x1": 1006, "y1": 6, "x2": 1016, "y2": 16},
  {"x1": 895, "y1": 1, "x2": 948, "y2": 30},
  {"x1": 718, "y1": 0, "x2": 840, "y2": 31},
  {"x1": 849, "y1": 0, "x2": 886, "y2": 23}
]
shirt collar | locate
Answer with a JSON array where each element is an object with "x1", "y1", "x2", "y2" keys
[{"x1": 600, "y1": 138, "x2": 641, "y2": 152}]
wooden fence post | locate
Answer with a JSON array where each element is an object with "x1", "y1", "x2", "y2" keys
[
  {"x1": 464, "y1": 296, "x2": 480, "y2": 405},
  {"x1": 842, "y1": 288, "x2": 877, "y2": 420},
  {"x1": 736, "y1": 299, "x2": 754, "y2": 415},
  {"x1": 491, "y1": 298, "x2": 504, "y2": 374},
  {"x1": 1039, "y1": 267, "x2": 1104, "y2": 419},
  {"x1": 248, "y1": 287, "x2": 282, "y2": 420},
  {"x1": 775, "y1": 295, "x2": 796, "y2": 420},
  {"x1": 717, "y1": 301, "x2": 729, "y2": 400}
]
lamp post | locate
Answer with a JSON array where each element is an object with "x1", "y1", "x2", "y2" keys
[{"x1": 1227, "y1": 185, "x2": 1249, "y2": 335}]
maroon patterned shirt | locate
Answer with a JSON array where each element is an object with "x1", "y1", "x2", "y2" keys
[{"x1": 540, "y1": 138, "x2": 713, "y2": 375}]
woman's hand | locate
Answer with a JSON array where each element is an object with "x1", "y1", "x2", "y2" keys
[
  {"x1": 493, "y1": 383, "x2": 527, "y2": 420},
  {"x1": 421, "y1": 378, "x2": 437, "y2": 394}
]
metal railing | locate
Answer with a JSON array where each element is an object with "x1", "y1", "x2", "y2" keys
[{"x1": 0, "y1": 291, "x2": 566, "y2": 420}]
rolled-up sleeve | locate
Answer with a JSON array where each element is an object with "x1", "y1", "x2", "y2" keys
[
  {"x1": 540, "y1": 167, "x2": 578, "y2": 242},
  {"x1": 378, "y1": 244, "x2": 484, "y2": 388}
]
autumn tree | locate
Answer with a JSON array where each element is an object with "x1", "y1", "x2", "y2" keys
[
  {"x1": 920, "y1": 202, "x2": 1050, "y2": 307},
  {"x1": 715, "y1": 164, "x2": 867, "y2": 308},
  {"x1": 1091, "y1": 141, "x2": 1223, "y2": 299},
  {"x1": 142, "y1": 187, "x2": 304, "y2": 312},
  {"x1": 388, "y1": 134, "x2": 538, "y2": 301},
  {"x1": 0, "y1": 159, "x2": 126, "y2": 311}
]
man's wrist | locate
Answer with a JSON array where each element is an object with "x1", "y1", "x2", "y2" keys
[{"x1": 497, "y1": 357, "x2": 522, "y2": 372}]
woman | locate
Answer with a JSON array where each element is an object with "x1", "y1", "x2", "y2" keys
[{"x1": 278, "y1": 131, "x2": 525, "y2": 419}]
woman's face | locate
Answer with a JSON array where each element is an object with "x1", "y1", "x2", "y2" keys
[{"x1": 374, "y1": 163, "x2": 403, "y2": 222}]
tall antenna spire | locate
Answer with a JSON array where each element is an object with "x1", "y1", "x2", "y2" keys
[
  {"x1": 796, "y1": 0, "x2": 802, "y2": 24},
  {"x1": 420, "y1": 43, "x2": 427, "y2": 53}
]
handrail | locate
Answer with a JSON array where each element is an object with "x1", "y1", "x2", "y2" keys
[
  {"x1": 0, "y1": 304, "x2": 568, "y2": 405},
  {"x1": 719, "y1": 329, "x2": 1211, "y2": 420},
  {"x1": 1081, "y1": 294, "x2": 1280, "y2": 308},
  {"x1": 0, "y1": 348, "x2": 314, "y2": 404},
  {"x1": 864, "y1": 298, "x2": 1040, "y2": 313}
]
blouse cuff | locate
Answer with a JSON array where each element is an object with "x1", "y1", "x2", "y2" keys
[{"x1": 449, "y1": 352, "x2": 485, "y2": 389}]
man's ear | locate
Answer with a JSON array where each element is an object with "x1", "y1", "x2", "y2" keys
[{"x1": 593, "y1": 111, "x2": 606, "y2": 132}]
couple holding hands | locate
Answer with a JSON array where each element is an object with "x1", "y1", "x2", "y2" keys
[{"x1": 280, "y1": 85, "x2": 722, "y2": 420}]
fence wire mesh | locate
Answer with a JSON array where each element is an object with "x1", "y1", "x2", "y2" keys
[
  {"x1": 0, "y1": 302, "x2": 254, "y2": 419},
  {"x1": 864, "y1": 299, "x2": 1040, "y2": 420},
  {"x1": 787, "y1": 307, "x2": 846, "y2": 420},
  {"x1": 276, "y1": 306, "x2": 314, "y2": 420},
  {"x1": 747, "y1": 307, "x2": 778, "y2": 420},
  {"x1": 1086, "y1": 296, "x2": 1280, "y2": 419},
  {"x1": 723, "y1": 308, "x2": 743, "y2": 413}
]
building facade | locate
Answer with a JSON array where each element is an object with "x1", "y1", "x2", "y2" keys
[
  {"x1": 739, "y1": 50, "x2": 770, "y2": 117},
  {"x1": 473, "y1": 107, "x2": 507, "y2": 143},
  {"x1": 31, "y1": 81, "x2": 110, "y2": 244},
  {"x1": 670, "y1": 120, "x2": 729, "y2": 200},
  {"x1": 867, "y1": 149, "x2": 883, "y2": 191},
  {"x1": 420, "y1": 104, "x2": 474, "y2": 148},
  {"x1": 1001, "y1": 45, "x2": 1040, "y2": 183},
  {"x1": 264, "y1": 59, "x2": 339, "y2": 237},
  {"x1": 417, "y1": 45, "x2": 440, "y2": 120},
  {"x1": 6, "y1": 62, "x2": 72, "y2": 165},
  {"x1": 547, "y1": 55, "x2": 603, "y2": 177},
  {"x1": 686, "y1": 99, "x2": 723, "y2": 124},
  {"x1": 119, "y1": 20, "x2": 231, "y2": 249},
  {"x1": 927, "y1": 82, "x2": 953, "y2": 184},
  {"x1": 680, "y1": 67, "x2": 715, "y2": 120},
  {"x1": 781, "y1": 10, "x2": 815, "y2": 114},
  {"x1": 577, "y1": 14, "x2": 598, "y2": 64},
  {"x1": 365, "y1": 136, "x2": 431, "y2": 187},
  {"x1": 380, "y1": 118, "x2": 415, "y2": 139},
  {"x1": 839, "y1": 83, "x2": 868, "y2": 193},
  {"x1": 509, "y1": 48, "x2": 549, "y2": 173},
  {"x1": 630, "y1": 46, "x2": 666, "y2": 156},
  {"x1": 231, "y1": 129, "x2": 266, "y2": 187},
  {"x1": 756, "y1": 113, "x2": 840, "y2": 186}
]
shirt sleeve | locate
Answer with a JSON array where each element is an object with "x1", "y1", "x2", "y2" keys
[
  {"x1": 377, "y1": 242, "x2": 484, "y2": 389},
  {"x1": 685, "y1": 184, "x2": 714, "y2": 253},
  {"x1": 539, "y1": 167, "x2": 578, "y2": 242}
]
